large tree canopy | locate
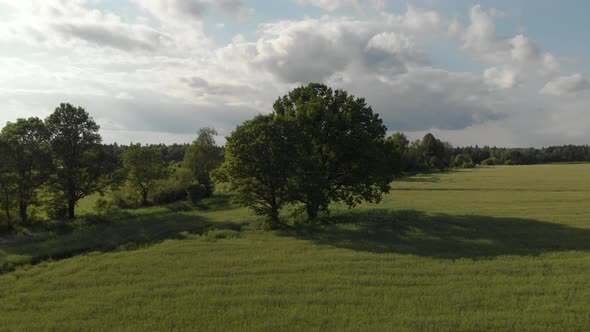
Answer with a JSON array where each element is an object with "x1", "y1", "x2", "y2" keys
[
  {"x1": 273, "y1": 83, "x2": 396, "y2": 221},
  {"x1": 216, "y1": 83, "x2": 397, "y2": 226},
  {"x1": 46, "y1": 103, "x2": 120, "y2": 219},
  {"x1": 213, "y1": 115, "x2": 296, "y2": 228}
]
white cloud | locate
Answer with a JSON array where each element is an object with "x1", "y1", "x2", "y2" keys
[
  {"x1": 540, "y1": 74, "x2": 590, "y2": 96},
  {"x1": 1, "y1": 2, "x2": 589, "y2": 147},
  {"x1": 484, "y1": 67, "x2": 517, "y2": 89},
  {"x1": 296, "y1": 0, "x2": 358, "y2": 11}
]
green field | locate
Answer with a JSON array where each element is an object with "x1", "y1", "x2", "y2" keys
[{"x1": 1, "y1": 165, "x2": 589, "y2": 330}]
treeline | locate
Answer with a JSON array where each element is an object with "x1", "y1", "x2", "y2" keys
[
  {"x1": 0, "y1": 104, "x2": 222, "y2": 232},
  {"x1": 2, "y1": 83, "x2": 590, "y2": 233},
  {"x1": 388, "y1": 132, "x2": 590, "y2": 173}
]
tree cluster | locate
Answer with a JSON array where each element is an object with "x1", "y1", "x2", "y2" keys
[
  {"x1": 0, "y1": 103, "x2": 222, "y2": 232},
  {"x1": 0, "y1": 103, "x2": 121, "y2": 228},
  {"x1": 451, "y1": 145, "x2": 590, "y2": 166}
]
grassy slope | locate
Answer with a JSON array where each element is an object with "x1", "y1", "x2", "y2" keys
[{"x1": 1, "y1": 165, "x2": 589, "y2": 331}]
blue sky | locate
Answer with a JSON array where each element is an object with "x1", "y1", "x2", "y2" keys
[{"x1": 1, "y1": 0, "x2": 589, "y2": 147}]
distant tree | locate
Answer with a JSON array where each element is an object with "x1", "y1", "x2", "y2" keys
[
  {"x1": 420, "y1": 133, "x2": 451, "y2": 171},
  {"x1": 274, "y1": 83, "x2": 396, "y2": 221},
  {"x1": 213, "y1": 115, "x2": 295, "y2": 228},
  {"x1": 123, "y1": 144, "x2": 168, "y2": 206},
  {"x1": 183, "y1": 128, "x2": 223, "y2": 196},
  {"x1": 0, "y1": 141, "x2": 17, "y2": 225},
  {"x1": 0, "y1": 118, "x2": 52, "y2": 223},
  {"x1": 46, "y1": 103, "x2": 121, "y2": 219},
  {"x1": 388, "y1": 132, "x2": 409, "y2": 173}
]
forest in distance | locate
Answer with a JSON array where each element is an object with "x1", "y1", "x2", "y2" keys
[{"x1": 1, "y1": 83, "x2": 590, "y2": 233}]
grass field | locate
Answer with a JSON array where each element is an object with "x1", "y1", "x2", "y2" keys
[{"x1": 1, "y1": 165, "x2": 589, "y2": 330}]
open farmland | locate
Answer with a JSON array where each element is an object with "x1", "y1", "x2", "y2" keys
[{"x1": 1, "y1": 164, "x2": 589, "y2": 331}]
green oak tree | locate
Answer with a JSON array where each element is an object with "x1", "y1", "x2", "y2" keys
[
  {"x1": 123, "y1": 144, "x2": 168, "y2": 206},
  {"x1": 273, "y1": 83, "x2": 397, "y2": 221},
  {"x1": 46, "y1": 103, "x2": 121, "y2": 219},
  {"x1": 0, "y1": 117, "x2": 52, "y2": 223},
  {"x1": 183, "y1": 127, "x2": 223, "y2": 196},
  {"x1": 213, "y1": 115, "x2": 296, "y2": 228}
]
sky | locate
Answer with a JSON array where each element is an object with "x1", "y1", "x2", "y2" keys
[{"x1": 1, "y1": 0, "x2": 589, "y2": 147}]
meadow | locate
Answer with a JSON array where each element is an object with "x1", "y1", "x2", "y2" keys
[{"x1": 1, "y1": 164, "x2": 589, "y2": 330}]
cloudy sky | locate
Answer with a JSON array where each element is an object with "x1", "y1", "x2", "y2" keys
[{"x1": 1, "y1": 0, "x2": 589, "y2": 147}]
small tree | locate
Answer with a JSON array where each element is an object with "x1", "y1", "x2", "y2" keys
[
  {"x1": 0, "y1": 118, "x2": 52, "y2": 223},
  {"x1": 46, "y1": 103, "x2": 120, "y2": 219},
  {"x1": 183, "y1": 128, "x2": 223, "y2": 196},
  {"x1": 123, "y1": 144, "x2": 168, "y2": 206},
  {"x1": 213, "y1": 115, "x2": 295, "y2": 228}
]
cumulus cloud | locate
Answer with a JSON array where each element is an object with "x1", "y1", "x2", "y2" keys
[
  {"x1": 136, "y1": 0, "x2": 252, "y2": 22},
  {"x1": 459, "y1": 4, "x2": 562, "y2": 87},
  {"x1": 296, "y1": 0, "x2": 359, "y2": 11},
  {"x1": 1, "y1": 1, "x2": 589, "y2": 147},
  {"x1": 540, "y1": 74, "x2": 590, "y2": 96},
  {"x1": 483, "y1": 67, "x2": 518, "y2": 89}
]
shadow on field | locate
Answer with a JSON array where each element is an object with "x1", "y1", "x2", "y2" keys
[
  {"x1": 279, "y1": 209, "x2": 590, "y2": 259},
  {"x1": 0, "y1": 209, "x2": 243, "y2": 273},
  {"x1": 395, "y1": 175, "x2": 441, "y2": 183}
]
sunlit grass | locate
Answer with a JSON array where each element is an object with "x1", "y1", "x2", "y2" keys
[{"x1": 1, "y1": 164, "x2": 589, "y2": 330}]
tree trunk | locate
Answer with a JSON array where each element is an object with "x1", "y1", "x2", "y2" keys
[
  {"x1": 141, "y1": 188, "x2": 149, "y2": 206},
  {"x1": 306, "y1": 201, "x2": 320, "y2": 222},
  {"x1": 68, "y1": 198, "x2": 76, "y2": 220},
  {"x1": 3, "y1": 193, "x2": 10, "y2": 224},
  {"x1": 269, "y1": 207, "x2": 280, "y2": 226},
  {"x1": 19, "y1": 199, "x2": 27, "y2": 224}
]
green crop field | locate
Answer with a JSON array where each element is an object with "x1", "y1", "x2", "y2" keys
[{"x1": 1, "y1": 164, "x2": 589, "y2": 331}]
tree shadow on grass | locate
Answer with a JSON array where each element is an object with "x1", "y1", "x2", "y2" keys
[
  {"x1": 279, "y1": 209, "x2": 590, "y2": 259},
  {"x1": 0, "y1": 209, "x2": 244, "y2": 273}
]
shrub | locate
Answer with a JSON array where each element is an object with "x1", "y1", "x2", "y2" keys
[
  {"x1": 504, "y1": 159, "x2": 514, "y2": 165},
  {"x1": 481, "y1": 158, "x2": 497, "y2": 166},
  {"x1": 45, "y1": 202, "x2": 68, "y2": 221},
  {"x1": 461, "y1": 161, "x2": 475, "y2": 168},
  {"x1": 187, "y1": 183, "x2": 207, "y2": 205},
  {"x1": 111, "y1": 188, "x2": 140, "y2": 209},
  {"x1": 151, "y1": 179, "x2": 187, "y2": 205}
]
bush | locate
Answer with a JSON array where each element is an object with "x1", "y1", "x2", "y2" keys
[
  {"x1": 151, "y1": 179, "x2": 187, "y2": 205},
  {"x1": 504, "y1": 159, "x2": 514, "y2": 165},
  {"x1": 481, "y1": 158, "x2": 497, "y2": 166},
  {"x1": 461, "y1": 161, "x2": 475, "y2": 168},
  {"x1": 45, "y1": 202, "x2": 68, "y2": 221},
  {"x1": 111, "y1": 188, "x2": 140, "y2": 209},
  {"x1": 187, "y1": 183, "x2": 207, "y2": 205}
]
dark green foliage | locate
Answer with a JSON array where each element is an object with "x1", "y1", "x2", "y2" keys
[
  {"x1": 186, "y1": 183, "x2": 208, "y2": 205},
  {"x1": 183, "y1": 128, "x2": 223, "y2": 197},
  {"x1": 274, "y1": 83, "x2": 396, "y2": 221},
  {"x1": 46, "y1": 103, "x2": 122, "y2": 219},
  {"x1": 0, "y1": 141, "x2": 17, "y2": 226},
  {"x1": 151, "y1": 179, "x2": 188, "y2": 205},
  {"x1": 393, "y1": 133, "x2": 453, "y2": 174},
  {"x1": 123, "y1": 144, "x2": 168, "y2": 206},
  {"x1": 481, "y1": 157, "x2": 497, "y2": 166},
  {"x1": 450, "y1": 145, "x2": 590, "y2": 166},
  {"x1": 0, "y1": 118, "x2": 52, "y2": 224},
  {"x1": 462, "y1": 160, "x2": 475, "y2": 168},
  {"x1": 214, "y1": 114, "x2": 295, "y2": 229},
  {"x1": 217, "y1": 83, "x2": 397, "y2": 226}
]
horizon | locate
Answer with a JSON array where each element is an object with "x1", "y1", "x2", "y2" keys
[{"x1": 1, "y1": 0, "x2": 590, "y2": 148}]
